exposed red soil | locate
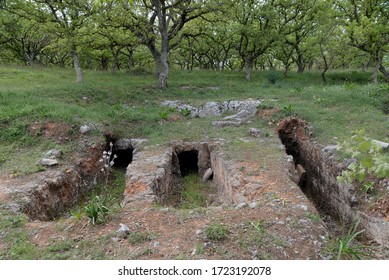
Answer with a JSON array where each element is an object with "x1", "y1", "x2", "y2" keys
[{"x1": 29, "y1": 121, "x2": 72, "y2": 143}]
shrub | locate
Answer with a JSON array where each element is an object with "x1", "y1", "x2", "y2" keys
[
  {"x1": 337, "y1": 130, "x2": 389, "y2": 192},
  {"x1": 264, "y1": 70, "x2": 282, "y2": 85},
  {"x1": 205, "y1": 222, "x2": 229, "y2": 241}
]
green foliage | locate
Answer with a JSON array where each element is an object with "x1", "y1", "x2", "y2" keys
[
  {"x1": 128, "y1": 231, "x2": 156, "y2": 244},
  {"x1": 337, "y1": 130, "x2": 389, "y2": 192},
  {"x1": 180, "y1": 174, "x2": 208, "y2": 209},
  {"x1": 205, "y1": 222, "x2": 229, "y2": 241},
  {"x1": 159, "y1": 110, "x2": 171, "y2": 120},
  {"x1": 48, "y1": 240, "x2": 73, "y2": 253},
  {"x1": 282, "y1": 104, "x2": 294, "y2": 115},
  {"x1": 84, "y1": 195, "x2": 112, "y2": 225},
  {"x1": 331, "y1": 220, "x2": 369, "y2": 260},
  {"x1": 313, "y1": 95, "x2": 326, "y2": 104},
  {"x1": 180, "y1": 108, "x2": 191, "y2": 117},
  {"x1": 250, "y1": 220, "x2": 266, "y2": 234}
]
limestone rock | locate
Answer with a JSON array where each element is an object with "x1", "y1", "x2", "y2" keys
[
  {"x1": 235, "y1": 202, "x2": 247, "y2": 209},
  {"x1": 249, "y1": 128, "x2": 263, "y2": 137},
  {"x1": 249, "y1": 201, "x2": 259, "y2": 209},
  {"x1": 161, "y1": 99, "x2": 261, "y2": 120},
  {"x1": 225, "y1": 109, "x2": 255, "y2": 121},
  {"x1": 203, "y1": 168, "x2": 213, "y2": 182},
  {"x1": 227, "y1": 99, "x2": 261, "y2": 113},
  {"x1": 123, "y1": 147, "x2": 173, "y2": 205},
  {"x1": 117, "y1": 223, "x2": 130, "y2": 238},
  {"x1": 44, "y1": 149, "x2": 62, "y2": 159},
  {"x1": 39, "y1": 158, "x2": 59, "y2": 167},
  {"x1": 198, "y1": 102, "x2": 227, "y2": 118},
  {"x1": 79, "y1": 124, "x2": 91, "y2": 134},
  {"x1": 160, "y1": 100, "x2": 198, "y2": 117},
  {"x1": 372, "y1": 139, "x2": 389, "y2": 151}
]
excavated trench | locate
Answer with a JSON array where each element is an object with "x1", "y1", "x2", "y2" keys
[
  {"x1": 277, "y1": 117, "x2": 389, "y2": 246},
  {"x1": 277, "y1": 118, "x2": 343, "y2": 217},
  {"x1": 21, "y1": 137, "x2": 140, "y2": 221}
]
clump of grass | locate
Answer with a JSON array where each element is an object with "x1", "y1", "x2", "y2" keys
[
  {"x1": 84, "y1": 195, "x2": 113, "y2": 225},
  {"x1": 48, "y1": 240, "x2": 73, "y2": 253},
  {"x1": 281, "y1": 104, "x2": 294, "y2": 116},
  {"x1": 332, "y1": 220, "x2": 370, "y2": 260},
  {"x1": 180, "y1": 174, "x2": 208, "y2": 209},
  {"x1": 128, "y1": 231, "x2": 156, "y2": 244},
  {"x1": 205, "y1": 222, "x2": 229, "y2": 241}
]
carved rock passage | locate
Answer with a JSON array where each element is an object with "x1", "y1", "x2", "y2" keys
[
  {"x1": 123, "y1": 141, "x2": 250, "y2": 207},
  {"x1": 277, "y1": 117, "x2": 389, "y2": 246}
]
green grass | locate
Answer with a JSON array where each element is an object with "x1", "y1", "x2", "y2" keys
[
  {"x1": 70, "y1": 168, "x2": 126, "y2": 223},
  {"x1": 180, "y1": 174, "x2": 209, "y2": 209},
  {"x1": 205, "y1": 222, "x2": 229, "y2": 241},
  {"x1": 128, "y1": 231, "x2": 156, "y2": 244},
  {"x1": 330, "y1": 220, "x2": 371, "y2": 260}
]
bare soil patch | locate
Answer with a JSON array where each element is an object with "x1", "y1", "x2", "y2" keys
[{"x1": 29, "y1": 121, "x2": 72, "y2": 143}]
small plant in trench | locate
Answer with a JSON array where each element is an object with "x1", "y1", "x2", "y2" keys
[
  {"x1": 84, "y1": 195, "x2": 113, "y2": 225},
  {"x1": 332, "y1": 220, "x2": 370, "y2": 260},
  {"x1": 337, "y1": 130, "x2": 389, "y2": 193},
  {"x1": 205, "y1": 222, "x2": 229, "y2": 241}
]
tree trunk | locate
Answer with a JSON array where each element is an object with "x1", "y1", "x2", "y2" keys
[
  {"x1": 111, "y1": 45, "x2": 118, "y2": 74},
  {"x1": 371, "y1": 55, "x2": 380, "y2": 84},
  {"x1": 283, "y1": 63, "x2": 290, "y2": 77},
  {"x1": 296, "y1": 56, "x2": 305, "y2": 73},
  {"x1": 156, "y1": 50, "x2": 169, "y2": 89},
  {"x1": 379, "y1": 64, "x2": 389, "y2": 83},
  {"x1": 296, "y1": 50, "x2": 305, "y2": 73},
  {"x1": 71, "y1": 47, "x2": 83, "y2": 83},
  {"x1": 101, "y1": 56, "x2": 109, "y2": 71},
  {"x1": 127, "y1": 47, "x2": 134, "y2": 69},
  {"x1": 154, "y1": 1, "x2": 170, "y2": 89},
  {"x1": 321, "y1": 68, "x2": 328, "y2": 84},
  {"x1": 245, "y1": 57, "x2": 253, "y2": 81}
]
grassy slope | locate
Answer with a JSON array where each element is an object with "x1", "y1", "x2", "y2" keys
[{"x1": 0, "y1": 65, "x2": 388, "y2": 175}]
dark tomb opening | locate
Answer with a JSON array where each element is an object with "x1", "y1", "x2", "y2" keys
[
  {"x1": 112, "y1": 147, "x2": 134, "y2": 169},
  {"x1": 177, "y1": 150, "x2": 199, "y2": 176}
]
